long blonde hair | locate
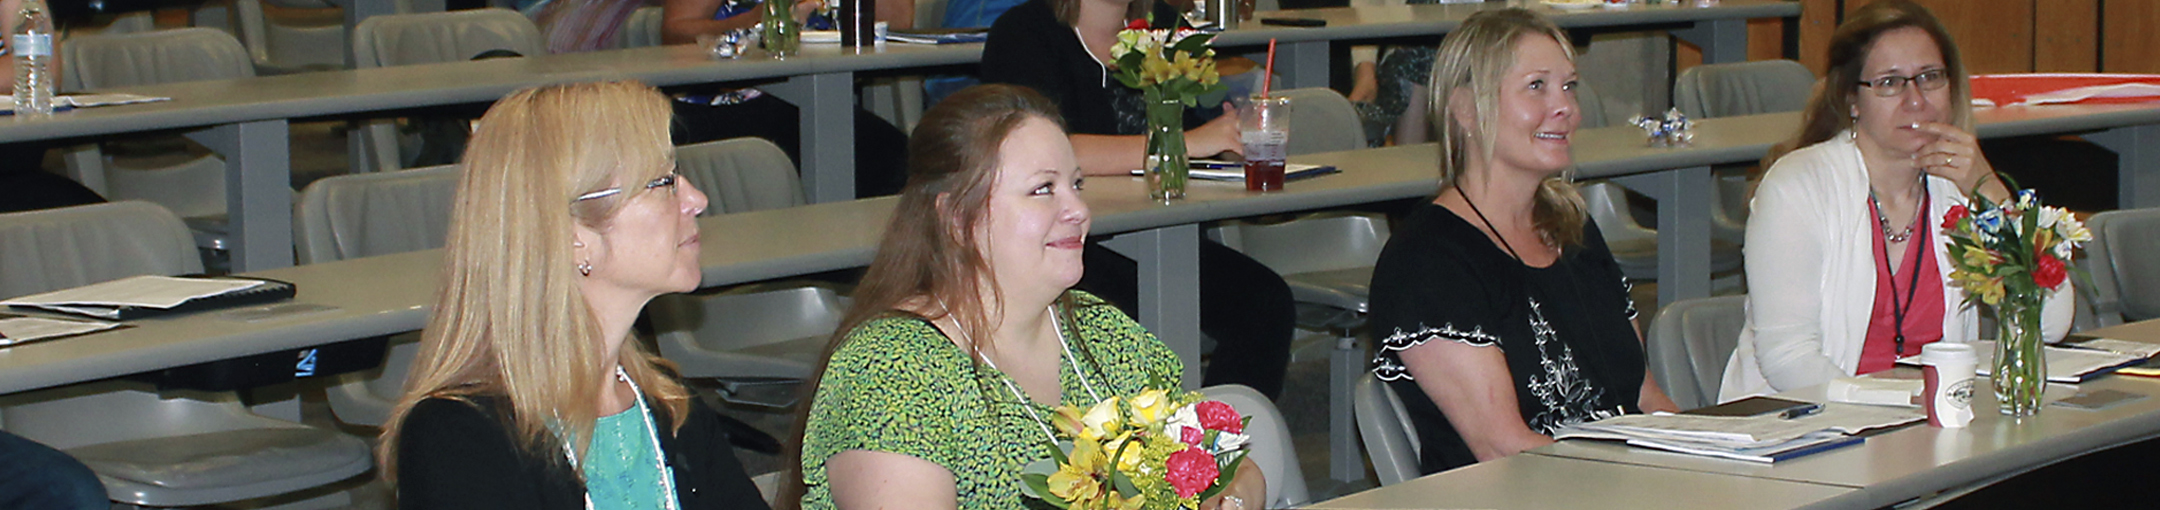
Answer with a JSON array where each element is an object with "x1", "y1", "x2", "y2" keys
[
  {"x1": 1429, "y1": 8, "x2": 1589, "y2": 246},
  {"x1": 377, "y1": 81, "x2": 693, "y2": 482}
]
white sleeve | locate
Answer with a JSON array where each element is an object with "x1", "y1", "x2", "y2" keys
[
  {"x1": 1742, "y1": 161, "x2": 1847, "y2": 392},
  {"x1": 2041, "y1": 280, "x2": 2077, "y2": 342},
  {"x1": 1351, "y1": 45, "x2": 1377, "y2": 66}
]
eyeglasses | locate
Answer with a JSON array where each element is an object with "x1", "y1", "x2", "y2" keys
[
  {"x1": 1856, "y1": 69, "x2": 1949, "y2": 97},
  {"x1": 574, "y1": 172, "x2": 681, "y2": 202}
]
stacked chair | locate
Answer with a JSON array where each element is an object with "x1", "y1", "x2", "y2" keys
[
  {"x1": 350, "y1": 8, "x2": 544, "y2": 173},
  {"x1": 0, "y1": 202, "x2": 372, "y2": 508},
  {"x1": 1643, "y1": 294, "x2": 1748, "y2": 410},
  {"x1": 2080, "y1": 207, "x2": 2160, "y2": 328}
]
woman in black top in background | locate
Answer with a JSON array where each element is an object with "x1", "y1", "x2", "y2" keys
[
  {"x1": 980, "y1": 0, "x2": 1294, "y2": 399},
  {"x1": 1364, "y1": 9, "x2": 1678, "y2": 474}
]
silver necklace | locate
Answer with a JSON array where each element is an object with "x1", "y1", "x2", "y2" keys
[
  {"x1": 1869, "y1": 175, "x2": 1926, "y2": 244},
  {"x1": 560, "y1": 367, "x2": 680, "y2": 510},
  {"x1": 951, "y1": 304, "x2": 1102, "y2": 445}
]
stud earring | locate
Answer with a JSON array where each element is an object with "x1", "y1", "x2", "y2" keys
[{"x1": 578, "y1": 260, "x2": 593, "y2": 276}]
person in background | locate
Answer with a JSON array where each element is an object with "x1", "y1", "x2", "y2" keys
[
  {"x1": 1717, "y1": 0, "x2": 2074, "y2": 401},
  {"x1": 1364, "y1": 8, "x2": 1679, "y2": 475},
  {"x1": 380, "y1": 81, "x2": 767, "y2": 510},
  {"x1": 982, "y1": 0, "x2": 1295, "y2": 399},
  {"x1": 0, "y1": 0, "x2": 104, "y2": 213},
  {"x1": 784, "y1": 83, "x2": 1265, "y2": 510},
  {"x1": 0, "y1": 430, "x2": 107, "y2": 510},
  {"x1": 660, "y1": 0, "x2": 917, "y2": 198}
]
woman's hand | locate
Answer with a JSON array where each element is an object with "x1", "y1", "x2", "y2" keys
[
  {"x1": 1913, "y1": 122, "x2": 2008, "y2": 202},
  {"x1": 1199, "y1": 458, "x2": 1266, "y2": 510},
  {"x1": 1187, "y1": 103, "x2": 1245, "y2": 159}
]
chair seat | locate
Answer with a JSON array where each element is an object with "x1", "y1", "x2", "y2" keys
[
  {"x1": 1285, "y1": 267, "x2": 1372, "y2": 313},
  {"x1": 71, "y1": 428, "x2": 372, "y2": 507},
  {"x1": 1607, "y1": 237, "x2": 1745, "y2": 280}
]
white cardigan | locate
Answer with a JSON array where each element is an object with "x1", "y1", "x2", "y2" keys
[{"x1": 1718, "y1": 132, "x2": 2076, "y2": 402}]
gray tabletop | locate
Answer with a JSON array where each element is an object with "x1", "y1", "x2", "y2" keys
[
  {"x1": 1302, "y1": 451, "x2": 1853, "y2": 510},
  {"x1": 1527, "y1": 319, "x2": 2160, "y2": 509}
]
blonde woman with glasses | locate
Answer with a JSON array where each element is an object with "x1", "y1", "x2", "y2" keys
[
  {"x1": 377, "y1": 81, "x2": 768, "y2": 510},
  {"x1": 1719, "y1": 0, "x2": 2074, "y2": 402}
]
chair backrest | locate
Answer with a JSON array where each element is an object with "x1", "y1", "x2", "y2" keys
[
  {"x1": 1579, "y1": 181, "x2": 1655, "y2": 243},
  {"x1": 351, "y1": 8, "x2": 543, "y2": 68},
  {"x1": 64, "y1": 28, "x2": 256, "y2": 90},
  {"x1": 0, "y1": 201, "x2": 202, "y2": 299},
  {"x1": 2084, "y1": 208, "x2": 2160, "y2": 326},
  {"x1": 1221, "y1": 212, "x2": 1389, "y2": 275},
  {"x1": 617, "y1": 6, "x2": 665, "y2": 49},
  {"x1": 1647, "y1": 294, "x2": 1748, "y2": 410},
  {"x1": 235, "y1": 0, "x2": 348, "y2": 73},
  {"x1": 1575, "y1": 79, "x2": 1610, "y2": 129},
  {"x1": 1199, "y1": 384, "x2": 1310, "y2": 507},
  {"x1": 1672, "y1": 59, "x2": 1815, "y2": 119},
  {"x1": 1275, "y1": 87, "x2": 1365, "y2": 156},
  {"x1": 1353, "y1": 376, "x2": 1420, "y2": 487},
  {"x1": 293, "y1": 165, "x2": 461, "y2": 264},
  {"x1": 677, "y1": 138, "x2": 806, "y2": 215}
]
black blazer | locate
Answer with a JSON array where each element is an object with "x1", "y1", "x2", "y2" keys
[{"x1": 395, "y1": 393, "x2": 770, "y2": 510}]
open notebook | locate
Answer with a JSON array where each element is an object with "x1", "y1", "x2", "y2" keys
[{"x1": 2, "y1": 275, "x2": 296, "y2": 321}]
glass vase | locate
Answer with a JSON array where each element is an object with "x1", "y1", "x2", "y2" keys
[
  {"x1": 1991, "y1": 297, "x2": 2047, "y2": 417},
  {"x1": 1144, "y1": 96, "x2": 1188, "y2": 201}
]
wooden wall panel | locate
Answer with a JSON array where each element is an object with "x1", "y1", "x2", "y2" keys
[
  {"x1": 2035, "y1": 0, "x2": 2098, "y2": 71},
  {"x1": 1847, "y1": 0, "x2": 2033, "y2": 74},
  {"x1": 1797, "y1": 0, "x2": 1836, "y2": 73},
  {"x1": 2103, "y1": 0, "x2": 2160, "y2": 73}
]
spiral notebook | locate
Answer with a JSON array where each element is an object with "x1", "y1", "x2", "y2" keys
[{"x1": 2, "y1": 275, "x2": 297, "y2": 321}]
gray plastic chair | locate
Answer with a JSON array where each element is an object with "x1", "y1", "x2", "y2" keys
[
  {"x1": 1672, "y1": 59, "x2": 1816, "y2": 119},
  {"x1": 1580, "y1": 181, "x2": 1743, "y2": 282},
  {"x1": 350, "y1": 8, "x2": 543, "y2": 172},
  {"x1": 650, "y1": 138, "x2": 851, "y2": 408},
  {"x1": 60, "y1": 28, "x2": 261, "y2": 258},
  {"x1": 0, "y1": 202, "x2": 373, "y2": 508},
  {"x1": 1210, "y1": 212, "x2": 1387, "y2": 483},
  {"x1": 235, "y1": 0, "x2": 348, "y2": 74},
  {"x1": 616, "y1": 5, "x2": 664, "y2": 49},
  {"x1": 292, "y1": 165, "x2": 459, "y2": 427},
  {"x1": 1353, "y1": 376, "x2": 1420, "y2": 487},
  {"x1": 1645, "y1": 294, "x2": 1748, "y2": 410},
  {"x1": 1199, "y1": 384, "x2": 1311, "y2": 507},
  {"x1": 2082, "y1": 208, "x2": 2160, "y2": 328},
  {"x1": 1275, "y1": 87, "x2": 1365, "y2": 156}
]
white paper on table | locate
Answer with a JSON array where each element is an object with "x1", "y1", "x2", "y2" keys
[
  {"x1": 1897, "y1": 341, "x2": 2146, "y2": 383},
  {"x1": 2, "y1": 275, "x2": 265, "y2": 309},
  {"x1": 0, "y1": 316, "x2": 121, "y2": 346},
  {"x1": 1826, "y1": 377, "x2": 1922, "y2": 407},
  {"x1": 1557, "y1": 403, "x2": 1921, "y2": 448},
  {"x1": 2016, "y1": 83, "x2": 2160, "y2": 106},
  {"x1": 0, "y1": 93, "x2": 171, "y2": 110},
  {"x1": 2066, "y1": 338, "x2": 2160, "y2": 359}
]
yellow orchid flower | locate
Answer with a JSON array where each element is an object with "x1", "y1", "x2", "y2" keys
[
  {"x1": 1128, "y1": 388, "x2": 1173, "y2": 424},
  {"x1": 1047, "y1": 439, "x2": 1108, "y2": 505},
  {"x1": 1079, "y1": 396, "x2": 1124, "y2": 441}
]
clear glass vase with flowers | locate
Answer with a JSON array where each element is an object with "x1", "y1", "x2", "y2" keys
[
  {"x1": 1940, "y1": 187, "x2": 2090, "y2": 417},
  {"x1": 1110, "y1": 17, "x2": 1230, "y2": 201}
]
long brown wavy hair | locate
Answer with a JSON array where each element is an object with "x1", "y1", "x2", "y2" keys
[
  {"x1": 771, "y1": 83, "x2": 1101, "y2": 508},
  {"x1": 1764, "y1": 0, "x2": 1971, "y2": 167}
]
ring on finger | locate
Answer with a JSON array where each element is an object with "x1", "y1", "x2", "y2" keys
[{"x1": 1225, "y1": 495, "x2": 1245, "y2": 510}]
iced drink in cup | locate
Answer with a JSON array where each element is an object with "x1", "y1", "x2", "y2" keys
[{"x1": 1238, "y1": 95, "x2": 1292, "y2": 191}]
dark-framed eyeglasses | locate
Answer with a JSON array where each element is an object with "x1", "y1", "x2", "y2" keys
[
  {"x1": 1856, "y1": 69, "x2": 1949, "y2": 97},
  {"x1": 574, "y1": 172, "x2": 681, "y2": 202}
]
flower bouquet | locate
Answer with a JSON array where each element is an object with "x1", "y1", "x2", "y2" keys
[
  {"x1": 1110, "y1": 17, "x2": 1231, "y2": 201},
  {"x1": 1940, "y1": 188, "x2": 2090, "y2": 416},
  {"x1": 1019, "y1": 388, "x2": 1251, "y2": 510}
]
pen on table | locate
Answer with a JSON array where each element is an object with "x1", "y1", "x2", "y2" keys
[
  {"x1": 1190, "y1": 162, "x2": 1240, "y2": 169},
  {"x1": 1781, "y1": 403, "x2": 1825, "y2": 420}
]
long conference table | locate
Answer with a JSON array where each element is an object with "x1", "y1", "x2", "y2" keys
[
  {"x1": 1, "y1": 0, "x2": 1798, "y2": 272},
  {"x1": 5, "y1": 101, "x2": 2160, "y2": 398},
  {"x1": 1309, "y1": 318, "x2": 2160, "y2": 510}
]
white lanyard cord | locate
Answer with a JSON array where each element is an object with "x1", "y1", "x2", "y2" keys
[
  {"x1": 561, "y1": 366, "x2": 681, "y2": 510},
  {"x1": 954, "y1": 304, "x2": 1102, "y2": 445}
]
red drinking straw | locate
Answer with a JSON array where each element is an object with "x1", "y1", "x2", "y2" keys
[{"x1": 1261, "y1": 38, "x2": 1278, "y2": 97}]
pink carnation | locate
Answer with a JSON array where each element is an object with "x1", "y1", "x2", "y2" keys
[
  {"x1": 1164, "y1": 447, "x2": 1219, "y2": 498},
  {"x1": 1195, "y1": 401, "x2": 1243, "y2": 434}
]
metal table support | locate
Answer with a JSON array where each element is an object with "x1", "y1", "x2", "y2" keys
[
  {"x1": 1616, "y1": 165, "x2": 1714, "y2": 309},
  {"x1": 1674, "y1": 18, "x2": 1748, "y2": 64},
  {"x1": 2089, "y1": 124, "x2": 2160, "y2": 208},
  {"x1": 1102, "y1": 224, "x2": 1205, "y2": 391},
  {"x1": 772, "y1": 71, "x2": 860, "y2": 203},
  {"x1": 187, "y1": 120, "x2": 296, "y2": 272}
]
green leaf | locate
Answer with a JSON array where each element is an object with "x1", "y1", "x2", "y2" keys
[
  {"x1": 1111, "y1": 469, "x2": 1141, "y2": 497},
  {"x1": 1196, "y1": 451, "x2": 1245, "y2": 501},
  {"x1": 1047, "y1": 440, "x2": 1071, "y2": 466},
  {"x1": 1195, "y1": 85, "x2": 1229, "y2": 109},
  {"x1": 1021, "y1": 473, "x2": 1054, "y2": 500},
  {"x1": 1172, "y1": 33, "x2": 1216, "y2": 54}
]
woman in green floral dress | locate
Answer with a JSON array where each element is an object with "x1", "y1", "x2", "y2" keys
[{"x1": 782, "y1": 84, "x2": 1266, "y2": 510}]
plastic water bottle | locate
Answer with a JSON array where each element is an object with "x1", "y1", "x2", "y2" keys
[{"x1": 12, "y1": 0, "x2": 55, "y2": 118}]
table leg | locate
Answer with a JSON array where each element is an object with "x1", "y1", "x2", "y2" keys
[
  {"x1": 1101, "y1": 224, "x2": 1203, "y2": 390},
  {"x1": 1277, "y1": 40, "x2": 1332, "y2": 91},
  {"x1": 1617, "y1": 166, "x2": 1714, "y2": 309},
  {"x1": 2088, "y1": 124, "x2": 2160, "y2": 208},
  {"x1": 190, "y1": 120, "x2": 296, "y2": 272},
  {"x1": 1673, "y1": 18, "x2": 1746, "y2": 64},
  {"x1": 771, "y1": 72, "x2": 859, "y2": 203}
]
